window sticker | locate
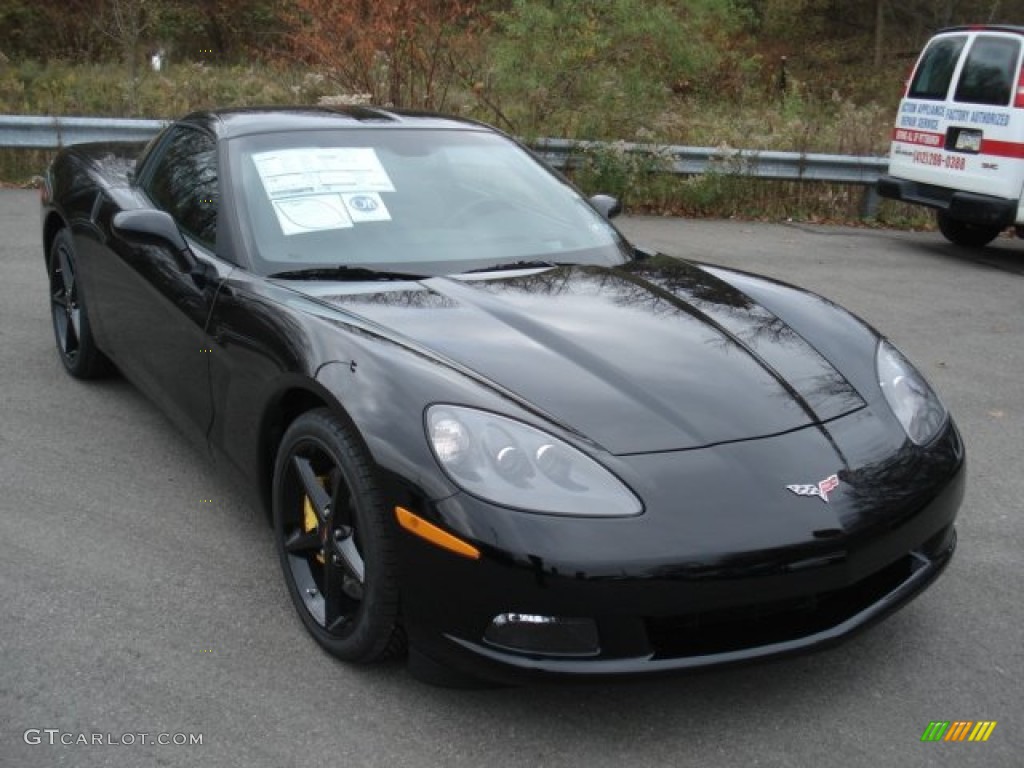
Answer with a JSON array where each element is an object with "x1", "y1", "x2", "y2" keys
[
  {"x1": 253, "y1": 148, "x2": 395, "y2": 194},
  {"x1": 342, "y1": 192, "x2": 391, "y2": 222},
  {"x1": 272, "y1": 195, "x2": 353, "y2": 235},
  {"x1": 253, "y1": 147, "x2": 395, "y2": 234}
]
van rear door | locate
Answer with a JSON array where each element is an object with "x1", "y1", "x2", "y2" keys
[{"x1": 889, "y1": 30, "x2": 1024, "y2": 206}]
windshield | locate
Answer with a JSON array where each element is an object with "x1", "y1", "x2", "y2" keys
[{"x1": 228, "y1": 128, "x2": 631, "y2": 277}]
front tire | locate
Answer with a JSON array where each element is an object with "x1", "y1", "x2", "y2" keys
[
  {"x1": 48, "y1": 229, "x2": 111, "y2": 378},
  {"x1": 272, "y1": 408, "x2": 404, "y2": 662},
  {"x1": 936, "y1": 212, "x2": 1002, "y2": 248}
]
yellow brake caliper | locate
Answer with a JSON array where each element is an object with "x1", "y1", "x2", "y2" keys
[{"x1": 303, "y1": 475, "x2": 329, "y2": 565}]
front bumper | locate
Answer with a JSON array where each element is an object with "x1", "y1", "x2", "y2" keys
[
  {"x1": 428, "y1": 527, "x2": 955, "y2": 682},
  {"x1": 876, "y1": 175, "x2": 1016, "y2": 227},
  {"x1": 397, "y1": 419, "x2": 965, "y2": 684}
]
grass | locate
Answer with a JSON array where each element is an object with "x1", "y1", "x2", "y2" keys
[{"x1": 0, "y1": 59, "x2": 931, "y2": 227}]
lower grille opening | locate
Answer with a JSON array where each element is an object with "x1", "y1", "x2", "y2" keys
[{"x1": 645, "y1": 553, "x2": 921, "y2": 659}]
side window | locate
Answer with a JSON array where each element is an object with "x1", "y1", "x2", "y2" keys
[
  {"x1": 143, "y1": 126, "x2": 218, "y2": 246},
  {"x1": 909, "y1": 36, "x2": 967, "y2": 100},
  {"x1": 954, "y1": 36, "x2": 1021, "y2": 106}
]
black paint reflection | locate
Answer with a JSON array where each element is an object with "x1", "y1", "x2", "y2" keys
[
  {"x1": 325, "y1": 288, "x2": 459, "y2": 310},
  {"x1": 212, "y1": 286, "x2": 312, "y2": 374},
  {"x1": 838, "y1": 424, "x2": 962, "y2": 532},
  {"x1": 469, "y1": 258, "x2": 864, "y2": 420},
  {"x1": 145, "y1": 127, "x2": 218, "y2": 246},
  {"x1": 289, "y1": 258, "x2": 866, "y2": 454}
]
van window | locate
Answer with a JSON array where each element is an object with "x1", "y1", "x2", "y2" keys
[
  {"x1": 909, "y1": 36, "x2": 967, "y2": 100},
  {"x1": 954, "y1": 36, "x2": 1021, "y2": 106}
]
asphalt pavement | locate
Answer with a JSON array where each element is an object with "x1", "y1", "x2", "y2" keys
[{"x1": 1, "y1": 189, "x2": 1021, "y2": 767}]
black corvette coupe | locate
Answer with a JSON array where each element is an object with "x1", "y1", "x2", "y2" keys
[{"x1": 41, "y1": 107, "x2": 964, "y2": 685}]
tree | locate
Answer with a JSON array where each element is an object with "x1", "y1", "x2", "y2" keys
[
  {"x1": 95, "y1": 0, "x2": 152, "y2": 113},
  {"x1": 286, "y1": 0, "x2": 481, "y2": 109},
  {"x1": 97, "y1": 0, "x2": 150, "y2": 69}
]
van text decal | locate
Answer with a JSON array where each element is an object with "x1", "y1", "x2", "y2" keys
[
  {"x1": 902, "y1": 103, "x2": 946, "y2": 116},
  {"x1": 893, "y1": 128, "x2": 943, "y2": 147},
  {"x1": 893, "y1": 127, "x2": 1024, "y2": 161},
  {"x1": 912, "y1": 151, "x2": 965, "y2": 170},
  {"x1": 901, "y1": 102, "x2": 1010, "y2": 127},
  {"x1": 965, "y1": 110, "x2": 1009, "y2": 127}
]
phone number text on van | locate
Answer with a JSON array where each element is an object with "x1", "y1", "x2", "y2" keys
[{"x1": 912, "y1": 151, "x2": 965, "y2": 170}]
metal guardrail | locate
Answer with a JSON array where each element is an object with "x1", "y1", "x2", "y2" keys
[
  {"x1": 532, "y1": 138, "x2": 888, "y2": 185},
  {"x1": 0, "y1": 115, "x2": 169, "y2": 149},
  {"x1": 0, "y1": 115, "x2": 887, "y2": 214},
  {"x1": 531, "y1": 137, "x2": 887, "y2": 217}
]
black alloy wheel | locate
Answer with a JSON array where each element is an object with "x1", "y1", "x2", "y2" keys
[
  {"x1": 48, "y1": 229, "x2": 110, "y2": 378},
  {"x1": 272, "y1": 409, "x2": 404, "y2": 662}
]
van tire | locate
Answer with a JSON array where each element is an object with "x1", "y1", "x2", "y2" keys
[{"x1": 937, "y1": 212, "x2": 1002, "y2": 248}]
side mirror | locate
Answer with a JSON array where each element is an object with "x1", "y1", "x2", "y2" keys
[
  {"x1": 589, "y1": 194, "x2": 622, "y2": 220},
  {"x1": 112, "y1": 209, "x2": 213, "y2": 287},
  {"x1": 112, "y1": 209, "x2": 189, "y2": 255}
]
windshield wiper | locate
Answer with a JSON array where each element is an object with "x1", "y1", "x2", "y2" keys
[
  {"x1": 461, "y1": 259, "x2": 561, "y2": 274},
  {"x1": 268, "y1": 266, "x2": 426, "y2": 281}
]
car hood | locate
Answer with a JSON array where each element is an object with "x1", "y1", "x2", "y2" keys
[{"x1": 291, "y1": 257, "x2": 866, "y2": 454}]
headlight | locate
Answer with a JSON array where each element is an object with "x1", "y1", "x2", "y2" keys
[
  {"x1": 876, "y1": 339, "x2": 947, "y2": 445},
  {"x1": 426, "y1": 406, "x2": 642, "y2": 517}
]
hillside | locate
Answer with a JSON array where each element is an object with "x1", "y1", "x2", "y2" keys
[{"x1": 3, "y1": 0, "x2": 1021, "y2": 222}]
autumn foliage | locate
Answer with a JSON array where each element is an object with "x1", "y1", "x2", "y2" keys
[{"x1": 285, "y1": 0, "x2": 483, "y2": 110}]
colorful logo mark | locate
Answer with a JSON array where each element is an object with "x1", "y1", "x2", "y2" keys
[
  {"x1": 786, "y1": 473, "x2": 840, "y2": 504},
  {"x1": 348, "y1": 195, "x2": 378, "y2": 212},
  {"x1": 921, "y1": 721, "x2": 997, "y2": 742}
]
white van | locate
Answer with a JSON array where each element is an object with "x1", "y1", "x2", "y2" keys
[{"x1": 878, "y1": 26, "x2": 1024, "y2": 247}]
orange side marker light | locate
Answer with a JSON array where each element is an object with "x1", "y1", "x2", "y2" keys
[{"x1": 395, "y1": 507, "x2": 480, "y2": 560}]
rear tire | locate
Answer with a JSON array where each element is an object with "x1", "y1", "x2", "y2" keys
[
  {"x1": 48, "y1": 229, "x2": 112, "y2": 379},
  {"x1": 936, "y1": 212, "x2": 1002, "y2": 248}
]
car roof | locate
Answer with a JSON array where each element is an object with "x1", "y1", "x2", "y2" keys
[
  {"x1": 183, "y1": 106, "x2": 491, "y2": 139},
  {"x1": 938, "y1": 24, "x2": 1024, "y2": 36}
]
